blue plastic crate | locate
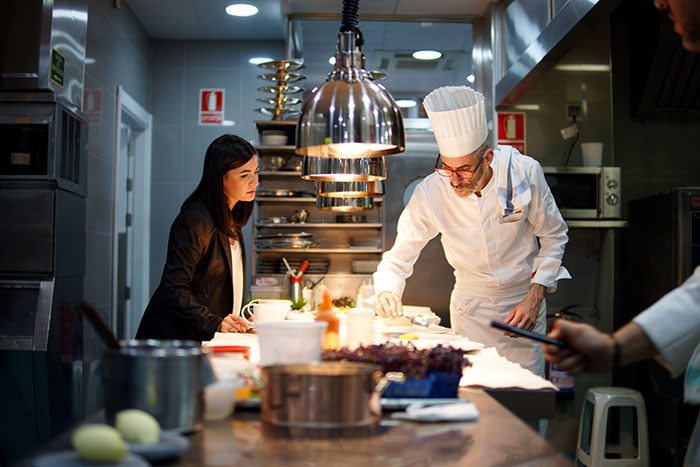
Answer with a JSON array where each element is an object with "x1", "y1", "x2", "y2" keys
[{"x1": 383, "y1": 371, "x2": 461, "y2": 398}]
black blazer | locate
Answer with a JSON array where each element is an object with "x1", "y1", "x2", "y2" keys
[{"x1": 136, "y1": 197, "x2": 246, "y2": 342}]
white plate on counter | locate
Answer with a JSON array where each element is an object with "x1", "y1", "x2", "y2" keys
[
  {"x1": 127, "y1": 432, "x2": 190, "y2": 462},
  {"x1": 33, "y1": 452, "x2": 149, "y2": 467}
]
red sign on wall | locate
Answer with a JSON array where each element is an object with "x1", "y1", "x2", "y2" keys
[
  {"x1": 199, "y1": 89, "x2": 224, "y2": 125},
  {"x1": 83, "y1": 89, "x2": 102, "y2": 124},
  {"x1": 497, "y1": 112, "x2": 526, "y2": 153}
]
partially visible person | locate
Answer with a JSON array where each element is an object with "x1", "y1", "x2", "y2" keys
[
  {"x1": 137, "y1": 134, "x2": 258, "y2": 342},
  {"x1": 654, "y1": 0, "x2": 700, "y2": 52},
  {"x1": 544, "y1": 4, "x2": 700, "y2": 465},
  {"x1": 544, "y1": 268, "x2": 700, "y2": 466}
]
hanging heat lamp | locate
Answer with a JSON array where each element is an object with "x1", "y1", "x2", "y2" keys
[
  {"x1": 315, "y1": 180, "x2": 384, "y2": 198},
  {"x1": 301, "y1": 156, "x2": 385, "y2": 182},
  {"x1": 295, "y1": 0, "x2": 405, "y2": 173},
  {"x1": 316, "y1": 196, "x2": 374, "y2": 211}
]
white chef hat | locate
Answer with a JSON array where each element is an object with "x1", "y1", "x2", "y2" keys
[{"x1": 423, "y1": 86, "x2": 487, "y2": 157}]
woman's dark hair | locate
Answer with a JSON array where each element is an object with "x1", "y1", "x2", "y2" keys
[{"x1": 186, "y1": 134, "x2": 257, "y2": 238}]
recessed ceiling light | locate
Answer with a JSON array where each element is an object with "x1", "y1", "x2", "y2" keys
[
  {"x1": 225, "y1": 4, "x2": 258, "y2": 17},
  {"x1": 466, "y1": 74, "x2": 475, "y2": 83},
  {"x1": 249, "y1": 56, "x2": 273, "y2": 65},
  {"x1": 329, "y1": 56, "x2": 336, "y2": 65},
  {"x1": 412, "y1": 50, "x2": 442, "y2": 60},
  {"x1": 396, "y1": 99, "x2": 417, "y2": 108}
]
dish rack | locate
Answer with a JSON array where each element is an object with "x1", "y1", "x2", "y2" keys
[{"x1": 254, "y1": 60, "x2": 305, "y2": 121}]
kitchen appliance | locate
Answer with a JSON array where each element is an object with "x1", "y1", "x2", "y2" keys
[
  {"x1": 626, "y1": 188, "x2": 700, "y2": 464},
  {"x1": 542, "y1": 166, "x2": 621, "y2": 219},
  {"x1": 0, "y1": 92, "x2": 88, "y2": 461}
]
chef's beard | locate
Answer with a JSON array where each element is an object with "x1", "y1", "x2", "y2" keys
[{"x1": 451, "y1": 166, "x2": 486, "y2": 197}]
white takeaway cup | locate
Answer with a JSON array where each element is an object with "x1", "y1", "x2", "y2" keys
[
  {"x1": 581, "y1": 142, "x2": 603, "y2": 167},
  {"x1": 240, "y1": 299, "x2": 292, "y2": 325}
]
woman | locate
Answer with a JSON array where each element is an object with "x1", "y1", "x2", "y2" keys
[{"x1": 137, "y1": 134, "x2": 258, "y2": 341}]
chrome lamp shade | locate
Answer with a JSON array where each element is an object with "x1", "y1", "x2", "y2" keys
[
  {"x1": 316, "y1": 196, "x2": 374, "y2": 211},
  {"x1": 295, "y1": 0, "x2": 405, "y2": 160},
  {"x1": 316, "y1": 180, "x2": 384, "y2": 197},
  {"x1": 301, "y1": 156, "x2": 385, "y2": 182},
  {"x1": 296, "y1": 76, "x2": 405, "y2": 158}
]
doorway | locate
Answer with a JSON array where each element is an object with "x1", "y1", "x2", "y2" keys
[{"x1": 112, "y1": 86, "x2": 152, "y2": 339}]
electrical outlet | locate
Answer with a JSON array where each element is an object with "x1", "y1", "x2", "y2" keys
[{"x1": 565, "y1": 102, "x2": 583, "y2": 122}]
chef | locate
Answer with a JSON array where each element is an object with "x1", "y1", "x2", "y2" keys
[{"x1": 373, "y1": 86, "x2": 571, "y2": 376}]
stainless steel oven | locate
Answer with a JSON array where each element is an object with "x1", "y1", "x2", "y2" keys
[{"x1": 543, "y1": 166, "x2": 621, "y2": 219}]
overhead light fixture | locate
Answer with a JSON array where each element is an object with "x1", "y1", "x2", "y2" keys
[
  {"x1": 296, "y1": 0, "x2": 405, "y2": 161},
  {"x1": 302, "y1": 156, "x2": 385, "y2": 182},
  {"x1": 249, "y1": 56, "x2": 274, "y2": 65},
  {"x1": 316, "y1": 196, "x2": 374, "y2": 211},
  {"x1": 225, "y1": 3, "x2": 258, "y2": 17},
  {"x1": 412, "y1": 50, "x2": 442, "y2": 60},
  {"x1": 466, "y1": 74, "x2": 475, "y2": 83},
  {"x1": 396, "y1": 99, "x2": 417, "y2": 108},
  {"x1": 316, "y1": 181, "x2": 384, "y2": 197}
]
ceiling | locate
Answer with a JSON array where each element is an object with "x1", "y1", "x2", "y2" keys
[{"x1": 124, "y1": 0, "x2": 495, "y2": 103}]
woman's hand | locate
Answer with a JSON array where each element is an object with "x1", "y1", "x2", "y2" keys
[{"x1": 219, "y1": 314, "x2": 251, "y2": 333}]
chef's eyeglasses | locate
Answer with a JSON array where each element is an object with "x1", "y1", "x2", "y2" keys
[{"x1": 434, "y1": 153, "x2": 485, "y2": 178}]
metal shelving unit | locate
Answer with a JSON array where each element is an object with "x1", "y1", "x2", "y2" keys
[{"x1": 252, "y1": 121, "x2": 386, "y2": 296}]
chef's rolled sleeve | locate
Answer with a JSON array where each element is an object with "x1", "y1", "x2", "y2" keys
[
  {"x1": 527, "y1": 162, "x2": 571, "y2": 292},
  {"x1": 634, "y1": 268, "x2": 700, "y2": 377}
]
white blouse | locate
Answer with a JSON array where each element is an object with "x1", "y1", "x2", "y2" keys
[{"x1": 230, "y1": 241, "x2": 243, "y2": 317}]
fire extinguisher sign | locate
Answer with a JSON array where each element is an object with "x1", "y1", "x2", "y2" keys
[
  {"x1": 199, "y1": 89, "x2": 225, "y2": 125},
  {"x1": 497, "y1": 112, "x2": 526, "y2": 154}
]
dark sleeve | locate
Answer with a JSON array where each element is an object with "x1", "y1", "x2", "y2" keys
[{"x1": 157, "y1": 211, "x2": 223, "y2": 338}]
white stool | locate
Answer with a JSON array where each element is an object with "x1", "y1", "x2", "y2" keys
[{"x1": 576, "y1": 387, "x2": 649, "y2": 467}]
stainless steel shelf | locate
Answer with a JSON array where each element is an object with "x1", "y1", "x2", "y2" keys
[
  {"x1": 259, "y1": 171, "x2": 303, "y2": 177},
  {"x1": 254, "y1": 248, "x2": 383, "y2": 254},
  {"x1": 256, "y1": 197, "x2": 383, "y2": 203},
  {"x1": 255, "y1": 223, "x2": 383, "y2": 229},
  {"x1": 256, "y1": 197, "x2": 316, "y2": 203},
  {"x1": 256, "y1": 145, "x2": 297, "y2": 152}
]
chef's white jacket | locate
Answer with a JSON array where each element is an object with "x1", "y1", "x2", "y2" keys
[
  {"x1": 374, "y1": 146, "x2": 570, "y2": 375},
  {"x1": 633, "y1": 267, "x2": 700, "y2": 467}
]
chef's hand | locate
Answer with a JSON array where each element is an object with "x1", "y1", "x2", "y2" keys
[
  {"x1": 219, "y1": 314, "x2": 251, "y2": 333},
  {"x1": 374, "y1": 291, "x2": 404, "y2": 319},
  {"x1": 543, "y1": 319, "x2": 614, "y2": 374},
  {"x1": 502, "y1": 283, "x2": 545, "y2": 335}
]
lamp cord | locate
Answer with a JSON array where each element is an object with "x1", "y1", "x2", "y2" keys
[
  {"x1": 340, "y1": 0, "x2": 364, "y2": 46},
  {"x1": 561, "y1": 116, "x2": 579, "y2": 167}
]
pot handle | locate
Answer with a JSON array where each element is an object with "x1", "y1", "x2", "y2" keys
[
  {"x1": 242, "y1": 369, "x2": 264, "y2": 391},
  {"x1": 374, "y1": 371, "x2": 405, "y2": 395}
]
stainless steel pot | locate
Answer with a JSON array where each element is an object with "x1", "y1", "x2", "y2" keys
[
  {"x1": 259, "y1": 362, "x2": 402, "y2": 428},
  {"x1": 102, "y1": 340, "x2": 213, "y2": 433}
]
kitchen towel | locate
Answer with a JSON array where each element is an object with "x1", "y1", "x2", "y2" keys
[
  {"x1": 391, "y1": 401, "x2": 479, "y2": 423},
  {"x1": 493, "y1": 145, "x2": 532, "y2": 217}
]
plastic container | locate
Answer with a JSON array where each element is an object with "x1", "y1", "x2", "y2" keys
[{"x1": 383, "y1": 371, "x2": 462, "y2": 399}]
